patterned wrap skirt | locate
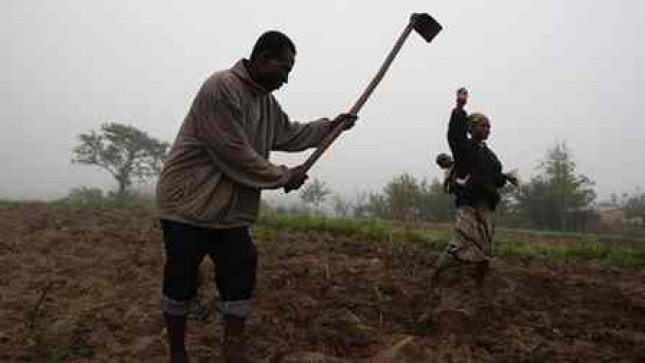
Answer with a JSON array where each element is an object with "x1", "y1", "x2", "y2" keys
[{"x1": 438, "y1": 205, "x2": 496, "y2": 266}]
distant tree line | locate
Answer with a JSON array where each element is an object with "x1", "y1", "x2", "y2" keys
[
  {"x1": 69, "y1": 123, "x2": 645, "y2": 234},
  {"x1": 290, "y1": 142, "x2": 644, "y2": 234}
]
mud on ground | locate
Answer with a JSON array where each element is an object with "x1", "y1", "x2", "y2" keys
[{"x1": 1, "y1": 203, "x2": 644, "y2": 362}]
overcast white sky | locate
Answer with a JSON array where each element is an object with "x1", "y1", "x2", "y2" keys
[{"x1": 1, "y1": 0, "x2": 642, "y2": 201}]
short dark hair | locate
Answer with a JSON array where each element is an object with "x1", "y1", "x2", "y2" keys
[
  {"x1": 250, "y1": 31, "x2": 296, "y2": 61},
  {"x1": 456, "y1": 87, "x2": 468, "y2": 95}
]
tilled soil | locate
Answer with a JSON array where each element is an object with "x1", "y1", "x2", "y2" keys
[{"x1": 1, "y1": 203, "x2": 644, "y2": 362}]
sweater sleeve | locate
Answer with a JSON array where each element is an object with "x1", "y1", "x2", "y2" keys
[
  {"x1": 272, "y1": 104, "x2": 331, "y2": 152},
  {"x1": 493, "y1": 172, "x2": 508, "y2": 188},
  {"x1": 447, "y1": 108, "x2": 469, "y2": 164},
  {"x1": 192, "y1": 89, "x2": 290, "y2": 190}
]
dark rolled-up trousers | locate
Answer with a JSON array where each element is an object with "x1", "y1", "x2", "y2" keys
[{"x1": 160, "y1": 219, "x2": 257, "y2": 319}]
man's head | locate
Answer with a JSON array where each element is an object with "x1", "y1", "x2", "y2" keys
[
  {"x1": 247, "y1": 31, "x2": 296, "y2": 92},
  {"x1": 456, "y1": 87, "x2": 468, "y2": 108},
  {"x1": 467, "y1": 112, "x2": 491, "y2": 141}
]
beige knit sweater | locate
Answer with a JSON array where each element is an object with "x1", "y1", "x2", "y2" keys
[{"x1": 157, "y1": 60, "x2": 331, "y2": 229}]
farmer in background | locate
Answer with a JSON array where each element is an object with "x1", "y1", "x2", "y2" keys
[
  {"x1": 156, "y1": 30, "x2": 357, "y2": 363},
  {"x1": 432, "y1": 87, "x2": 517, "y2": 285}
]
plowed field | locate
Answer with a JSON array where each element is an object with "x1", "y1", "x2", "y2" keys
[{"x1": 1, "y1": 204, "x2": 644, "y2": 362}]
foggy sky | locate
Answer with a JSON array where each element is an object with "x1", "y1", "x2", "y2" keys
[{"x1": 2, "y1": 0, "x2": 643, "y2": 201}]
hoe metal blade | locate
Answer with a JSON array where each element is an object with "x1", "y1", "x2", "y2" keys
[{"x1": 412, "y1": 13, "x2": 443, "y2": 43}]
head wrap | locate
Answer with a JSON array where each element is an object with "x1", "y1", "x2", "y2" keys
[{"x1": 467, "y1": 112, "x2": 490, "y2": 130}]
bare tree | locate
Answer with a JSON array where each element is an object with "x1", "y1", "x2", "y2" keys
[
  {"x1": 331, "y1": 194, "x2": 352, "y2": 217},
  {"x1": 300, "y1": 178, "x2": 331, "y2": 213}
]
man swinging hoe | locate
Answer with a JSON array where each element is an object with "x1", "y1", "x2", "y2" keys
[{"x1": 156, "y1": 13, "x2": 441, "y2": 363}]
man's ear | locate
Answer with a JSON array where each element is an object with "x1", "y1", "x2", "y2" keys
[
  {"x1": 250, "y1": 51, "x2": 268, "y2": 65},
  {"x1": 256, "y1": 51, "x2": 272, "y2": 63}
]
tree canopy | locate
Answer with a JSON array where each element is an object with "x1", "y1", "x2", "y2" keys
[
  {"x1": 72, "y1": 123, "x2": 169, "y2": 196},
  {"x1": 300, "y1": 178, "x2": 331, "y2": 212},
  {"x1": 512, "y1": 142, "x2": 596, "y2": 230}
]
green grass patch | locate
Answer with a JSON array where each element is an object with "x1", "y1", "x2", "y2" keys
[
  {"x1": 0, "y1": 199, "x2": 35, "y2": 207},
  {"x1": 499, "y1": 238, "x2": 645, "y2": 266},
  {"x1": 259, "y1": 213, "x2": 452, "y2": 252},
  {"x1": 258, "y1": 213, "x2": 395, "y2": 240},
  {"x1": 259, "y1": 213, "x2": 645, "y2": 266}
]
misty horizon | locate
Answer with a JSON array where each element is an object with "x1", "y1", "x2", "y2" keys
[{"x1": 2, "y1": 1, "x2": 642, "y2": 202}]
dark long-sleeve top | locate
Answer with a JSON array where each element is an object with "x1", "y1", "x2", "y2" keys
[{"x1": 447, "y1": 108, "x2": 507, "y2": 210}]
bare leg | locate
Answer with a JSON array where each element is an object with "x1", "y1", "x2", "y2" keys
[
  {"x1": 431, "y1": 249, "x2": 460, "y2": 284},
  {"x1": 223, "y1": 315, "x2": 259, "y2": 363},
  {"x1": 165, "y1": 313, "x2": 189, "y2": 363},
  {"x1": 471, "y1": 260, "x2": 490, "y2": 286}
]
